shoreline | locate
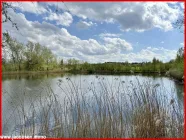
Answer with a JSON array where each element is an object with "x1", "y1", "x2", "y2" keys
[
  {"x1": 2, "y1": 70, "x2": 165, "y2": 75},
  {"x1": 2, "y1": 70, "x2": 65, "y2": 75},
  {"x1": 2, "y1": 70, "x2": 184, "y2": 84}
]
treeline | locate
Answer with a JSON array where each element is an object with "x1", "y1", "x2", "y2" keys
[
  {"x1": 2, "y1": 35, "x2": 184, "y2": 81},
  {"x1": 168, "y1": 47, "x2": 184, "y2": 81},
  {"x1": 68, "y1": 59, "x2": 171, "y2": 74},
  {"x1": 2, "y1": 35, "x2": 58, "y2": 71},
  {"x1": 62, "y1": 50, "x2": 184, "y2": 81},
  {"x1": 64, "y1": 49, "x2": 184, "y2": 80}
]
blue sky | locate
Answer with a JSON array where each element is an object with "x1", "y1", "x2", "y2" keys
[{"x1": 2, "y1": 2, "x2": 184, "y2": 63}]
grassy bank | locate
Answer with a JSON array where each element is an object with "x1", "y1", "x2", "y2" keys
[
  {"x1": 169, "y1": 69, "x2": 183, "y2": 81},
  {"x1": 168, "y1": 61, "x2": 184, "y2": 82},
  {"x1": 3, "y1": 78, "x2": 183, "y2": 138},
  {"x1": 2, "y1": 70, "x2": 64, "y2": 75},
  {"x1": 3, "y1": 68, "x2": 183, "y2": 84}
]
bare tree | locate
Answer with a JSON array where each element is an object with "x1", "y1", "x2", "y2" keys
[
  {"x1": 2, "y1": 2, "x2": 18, "y2": 49},
  {"x1": 2, "y1": 2, "x2": 18, "y2": 29},
  {"x1": 173, "y1": 16, "x2": 184, "y2": 33}
]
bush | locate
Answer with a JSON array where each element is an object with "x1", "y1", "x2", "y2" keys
[{"x1": 169, "y1": 69, "x2": 183, "y2": 81}]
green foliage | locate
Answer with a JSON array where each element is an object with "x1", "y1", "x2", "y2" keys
[
  {"x1": 169, "y1": 68, "x2": 183, "y2": 81},
  {"x1": 68, "y1": 61, "x2": 170, "y2": 74},
  {"x1": 168, "y1": 47, "x2": 184, "y2": 81},
  {"x1": 2, "y1": 35, "x2": 184, "y2": 82},
  {"x1": 3, "y1": 36, "x2": 57, "y2": 71},
  {"x1": 64, "y1": 48, "x2": 184, "y2": 82},
  {"x1": 175, "y1": 47, "x2": 184, "y2": 63}
]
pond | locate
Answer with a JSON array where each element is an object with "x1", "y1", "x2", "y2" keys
[{"x1": 2, "y1": 73, "x2": 184, "y2": 137}]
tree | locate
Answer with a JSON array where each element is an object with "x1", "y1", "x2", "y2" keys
[
  {"x1": 176, "y1": 47, "x2": 184, "y2": 62},
  {"x1": 152, "y1": 57, "x2": 157, "y2": 72},
  {"x1": 2, "y1": 2, "x2": 18, "y2": 49},
  {"x1": 60, "y1": 59, "x2": 63, "y2": 70},
  {"x1": 15, "y1": 42, "x2": 24, "y2": 71},
  {"x1": 5, "y1": 36, "x2": 24, "y2": 71},
  {"x1": 174, "y1": 16, "x2": 184, "y2": 33},
  {"x1": 24, "y1": 41, "x2": 35, "y2": 70},
  {"x1": 2, "y1": 2, "x2": 18, "y2": 28},
  {"x1": 24, "y1": 42, "x2": 45, "y2": 70},
  {"x1": 67, "y1": 59, "x2": 72, "y2": 67},
  {"x1": 42, "y1": 46, "x2": 56, "y2": 70}
]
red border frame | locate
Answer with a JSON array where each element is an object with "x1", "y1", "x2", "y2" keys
[
  {"x1": 0, "y1": 1, "x2": 2, "y2": 138},
  {"x1": 0, "y1": 0, "x2": 185, "y2": 2},
  {"x1": 0, "y1": 1, "x2": 185, "y2": 140}
]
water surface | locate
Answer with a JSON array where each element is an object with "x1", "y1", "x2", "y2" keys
[{"x1": 2, "y1": 73, "x2": 184, "y2": 136}]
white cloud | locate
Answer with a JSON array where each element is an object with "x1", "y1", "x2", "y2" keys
[
  {"x1": 99, "y1": 33, "x2": 121, "y2": 38},
  {"x1": 10, "y1": 2, "x2": 183, "y2": 31},
  {"x1": 11, "y1": 2, "x2": 47, "y2": 14},
  {"x1": 76, "y1": 21, "x2": 95, "y2": 29},
  {"x1": 46, "y1": 2, "x2": 182, "y2": 32},
  {"x1": 75, "y1": 46, "x2": 177, "y2": 63},
  {"x1": 180, "y1": 42, "x2": 184, "y2": 46},
  {"x1": 3, "y1": 9, "x2": 132, "y2": 57},
  {"x1": 180, "y1": 2, "x2": 184, "y2": 9},
  {"x1": 103, "y1": 37, "x2": 133, "y2": 51},
  {"x1": 3, "y1": 9, "x2": 177, "y2": 63},
  {"x1": 44, "y1": 12, "x2": 73, "y2": 26},
  {"x1": 161, "y1": 41, "x2": 164, "y2": 44},
  {"x1": 89, "y1": 47, "x2": 177, "y2": 63}
]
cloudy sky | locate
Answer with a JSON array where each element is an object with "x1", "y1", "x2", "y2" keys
[{"x1": 2, "y1": 2, "x2": 184, "y2": 63}]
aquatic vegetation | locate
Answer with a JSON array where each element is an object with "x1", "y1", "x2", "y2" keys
[{"x1": 3, "y1": 78, "x2": 184, "y2": 138}]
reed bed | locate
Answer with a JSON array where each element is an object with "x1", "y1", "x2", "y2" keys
[{"x1": 3, "y1": 76, "x2": 184, "y2": 138}]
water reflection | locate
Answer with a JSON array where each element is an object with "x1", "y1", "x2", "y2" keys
[
  {"x1": 2, "y1": 74, "x2": 184, "y2": 136},
  {"x1": 2, "y1": 73, "x2": 65, "y2": 81}
]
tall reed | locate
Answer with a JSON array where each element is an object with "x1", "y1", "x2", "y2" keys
[{"x1": 3, "y1": 76, "x2": 184, "y2": 138}]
